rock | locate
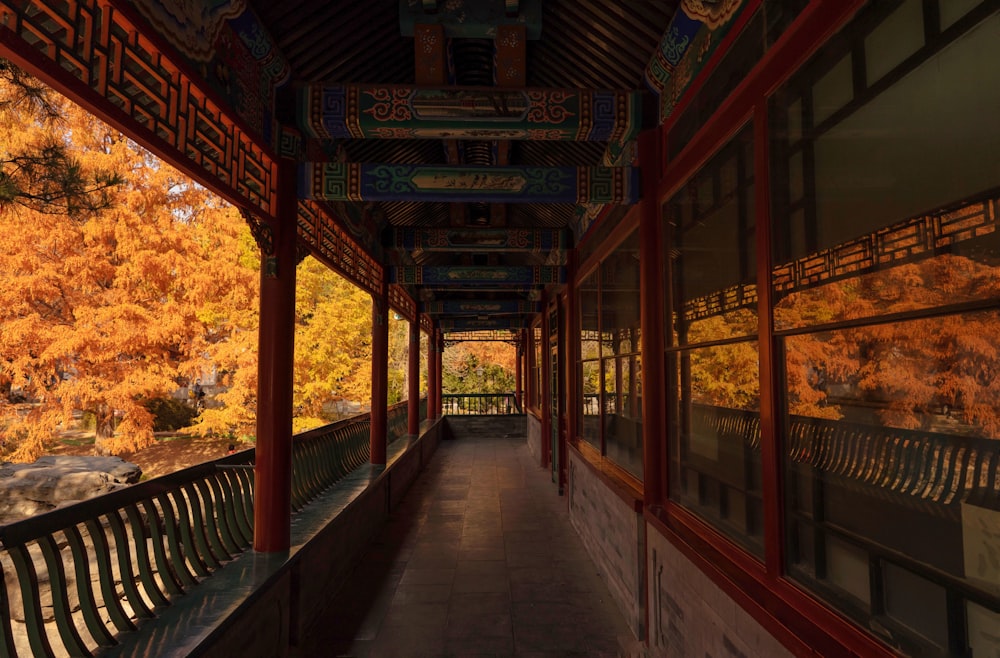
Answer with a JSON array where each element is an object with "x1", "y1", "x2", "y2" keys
[{"x1": 0, "y1": 456, "x2": 142, "y2": 522}]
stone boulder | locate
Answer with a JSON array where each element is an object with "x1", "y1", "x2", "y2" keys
[{"x1": 0, "y1": 455, "x2": 142, "y2": 523}]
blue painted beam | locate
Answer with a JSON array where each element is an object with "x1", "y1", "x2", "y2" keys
[
  {"x1": 421, "y1": 300, "x2": 541, "y2": 315},
  {"x1": 391, "y1": 266, "x2": 564, "y2": 286},
  {"x1": 298, "y1": 85, "x2": 642, "y2": 143},
  {"x1": 301, "y1": 163, "x2": 638, "y2": 204},
  {"x1": 439, "y1": 318, "x2": 526, "y2": 331},
  {"x1": 393, "y1": 228, "x2": 566, "y2": 252}
]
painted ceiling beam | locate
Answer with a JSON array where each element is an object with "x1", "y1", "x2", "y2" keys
[
  {"x1": 391, "y1": 266, "x2": 564, "y2": 286},
  {"x1": 301, "y1": 163, "x2": 638, "y2": 204},
  {"x1": 392, "y1": 227, "x2": 566, "y2": 252},
  {"x1": 422, "y1": 300, "x2": 541, "y2": 315},
  {"x1": 439, "y1": 318, "x2": 527, "y2": 331},
  {"x1": 401, "y1": 0, "x2": 542, "y2": 39},
  {"x1": 298, "y1": 85, "x2": 642, "y2": 143}
]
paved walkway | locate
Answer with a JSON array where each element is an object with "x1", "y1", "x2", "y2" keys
[{"x1": 301, "y1": 436, "x2": 641, "y2": 657}]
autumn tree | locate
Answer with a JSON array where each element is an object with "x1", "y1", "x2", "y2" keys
[
  {"x1": 442, "y1": 340, "x2": 516, "y2": 394},
  {"x1": 0, "y1": 59, "x2": 121, "y2": 217},
  {"x1": 290, "y1": 257, "x2": 373, "y2": 431},
  {"x1": 778, "y1": 253, "x2": 1000, "y2": 436},
  {"x1": 178, "y1": 222, "x2": 261, "y2": 441},
  {"x1": 0, "y1": 69, "x2": 257, "y2": 460}
]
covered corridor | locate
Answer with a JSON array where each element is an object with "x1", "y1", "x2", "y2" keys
[{"x1": 301, "y1": 434, "x2": 640, "y2": 657}]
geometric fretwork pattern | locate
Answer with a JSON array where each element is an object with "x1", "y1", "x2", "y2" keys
[
  {"x1": 682, "y1": 283, "x2": 758, "y2": 322},
  {"x1": 297, "y1": 200, "x2": 383, "y2": 297},
  {"x1": 773, "y1": 197, "x2": 998, "y2": 296},
  {"x1": 389, "y1": 284, "x2": 417, "y2": 322},
  {"x1": 0, "y1": 0, "x2": 275, "y2": 216},
  {"x1": 420, "y1": 313, "x2": 433, "y2": 335}
]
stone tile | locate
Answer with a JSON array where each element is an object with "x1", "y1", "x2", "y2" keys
[
  {"x1": 459, "y1": 546, "x2": 507, "y2": 561},
  {"x1": 381, "y1": 602, "x2": 449, "y2": 630},
  {"x1": 392, "y1": 583, "x2": 454, "y2": 604},
  {"x1": 445, "y1": 610, "x2": 512, "y2": 638},
  {"x1": 442, "y1": 634, "x2": 515, "y2": 654},
  {"x1": 302, "y1": 436, "x2": 638, "y2": 658},
  {"x1": 398, "y1": 567, "x2": 456, "y2": 586},
  {"x1": 448, "y1": 591, "x2": 511, "y2": 615}
]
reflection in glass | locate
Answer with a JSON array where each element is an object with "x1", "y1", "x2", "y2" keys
[
  {"x1": 668, "y1": 343, "x2": 762, "y2": 555},
  {"x1": 580, "y1": 360, "x2": 600, "y2": 449},
  {"x1": 580, "y1": 269, "x2": 600, "y2": 360},
  {"x1": 664, "y1": 122, "x2": 761, "y2": 552},
  {"x1": 606, "y1": 352, "x2": 643, "y2": 479},
  {"x1": 771, "y1": 5, "x2": 1000, "y2": 652},
  {"x1": 664, "y1": 124, "x2": 757, "y2": 347}
]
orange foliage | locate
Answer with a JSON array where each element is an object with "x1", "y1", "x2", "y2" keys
[{"x1": 0, "y1": 73, "x2": 258, "y2": 459}]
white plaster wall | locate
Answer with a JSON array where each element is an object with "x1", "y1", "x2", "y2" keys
[
  {"x1": 646, "y1": 527, "x2": 794, "y2": 658},
  {"x1": 567, "y1": 451, "x2": 645, "y2": 638}
]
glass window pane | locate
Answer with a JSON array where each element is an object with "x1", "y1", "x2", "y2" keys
[
  {"x1": 771, "y1": 8, "x2": 1000, "y2": 649},
  {"x1": 580, "y1": 269, "x2": 600, "y2": 360},
  {"x1": 606, "y1": 354, "x2": 643, "y2": 480},
  {"x1": 668, "y1": 342, "x2": 762, "y2": 555},
  {"x1": 602, "y1": 230, "x2": 641, "y2": 350},
  {"x1": 580, "y1": 360, "x2": 600, "y2": 449},
  {"x1": 665, "y1": 124, "x2": 757, "y2": 345}
]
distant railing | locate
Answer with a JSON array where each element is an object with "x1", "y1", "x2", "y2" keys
[
  {"x1": 687, "y1": 403, "x2": 1000, "y2": 515},
  {"x1": 0, "y1": 398, "x2": 420, "y2": 657},
  {"x1": 784, "y1": 412, "x2": 1000, "y2": 517},
  {"x1": 441, "y1": 393, "x2": 522, "y2": 415}
]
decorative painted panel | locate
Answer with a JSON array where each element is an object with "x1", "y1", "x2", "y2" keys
[
  {"x1": 298, "y1": 85, "x2": 642, "y2": 143},
  {"x1": 0, "y1": 0, "x2": 276, "y2": 216},
  {"x1": 301, "y1": 163, "x2": 638, "y2": 205},
  {"x1": 644, "y1": 0, "x2": 748, "y2": 122},
  {"x1": 443, "y1": 329, "x2": 520, "y2": 345},
  {"x1": 391, "y1": 266, "x2": 564, "y2": 286},
  {"x1": 394, "y1": 228, "x2": 566, "y2": 253}
]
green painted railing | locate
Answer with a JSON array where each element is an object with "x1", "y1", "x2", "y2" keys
[{"x1": 0, "y1": 398, "x2": 420, "y2": 657}]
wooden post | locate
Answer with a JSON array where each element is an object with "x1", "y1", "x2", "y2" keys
[
  {"x1": 253, "y1": 161, "x2": 297, "y2": 553},
  {"x1": 407, "y1": 319, "x2": 420, "y2": 435},
  {"x1": 427, "y1": 323, "x2": 438, "y2": 420},
  {"x1": 638, "y1": 127, "x2": 666, "y2": 507},
  {"x1": 515, "y1": 330, "x2": 524, "y2": 406},
  {"x1": 435, "y1": 330, "x2": 444, "y2": 418},
  {"x1": 371, "y1": 282, "x2": 389, "y2": 465}
]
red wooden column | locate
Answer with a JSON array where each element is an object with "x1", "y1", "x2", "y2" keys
[
  {"x1": 407, "y1": 318, "x2": 420, "y2": 435},
  {"x1": 370, "y1": 281, "x2": 389, "y2": 465},
  {"x1": 435, "y1": 330, "x2": 444, "y2": 418},
  {"x1": 540, "y1": 300, "x2": 552, "y2": 467},
  {"x1": 638, "y1": 127, "x2": 666, "y2": 507},
  {"x1": 427, "y1": 323, "x2": 438, "y2": 420},
  {"x1": 515, "y1": 330, "x2": 524, "y2": 406},
  {"x1": 563, "y1": 254, "x2": 577, "y2": 493},
  {"x1": 253, "y1": 161, "x2": 298, "y2": 553}
]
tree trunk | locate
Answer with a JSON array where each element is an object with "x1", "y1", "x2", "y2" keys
[{"x1": 93, "y1": 406, "x2": 115, "y2": 456}]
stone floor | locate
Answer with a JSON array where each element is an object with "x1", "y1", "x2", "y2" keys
[{"x1": 299, "y1": 436, "x2": 642, "y2": 657}]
